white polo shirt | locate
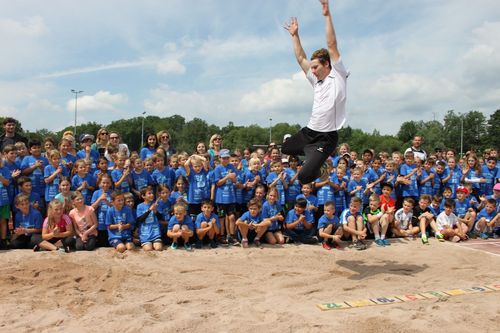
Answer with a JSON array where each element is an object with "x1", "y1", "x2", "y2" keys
[{"x1": 306, "y1": 58, "x2": 349, "y2": 132}]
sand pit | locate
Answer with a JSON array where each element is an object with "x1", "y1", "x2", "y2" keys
[{"x1": 1, "y1": 238, "x2": 499, "y2": 332}]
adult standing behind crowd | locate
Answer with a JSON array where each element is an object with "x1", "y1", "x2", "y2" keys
[
  {"x1": 0, "y1": 117, "x2": 28, "y2": 151},
  {"x1": 208, "y1": 134, "x2": 223, "y2": 160},
  {"x1": 157, "y1": 130, "x2": 176, "y2": 160},
  {"x1": 104, "y1": 131, "x2": 130, "y2": 162},
  {"x1": 405, "y1": 135, "x2": 427, "y2": 162},
  {"x1": 91, "y1": 128, "x2": 110, "y2": 157}
]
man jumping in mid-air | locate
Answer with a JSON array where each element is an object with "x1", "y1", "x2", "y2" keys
[{"x1": 282, "y1": 0, "x2": 349, "y2": 184}]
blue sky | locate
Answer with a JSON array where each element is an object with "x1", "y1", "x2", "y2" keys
[{"x1": 1, "y1": 0, "x2": 499, "y2": 135}]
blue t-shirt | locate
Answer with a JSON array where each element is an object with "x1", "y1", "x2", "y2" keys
[
  {"x1": 151, "y1": 167, "x2": 175, "y2": 189},
  {"x1": 284, "y1": 167, "x2": 301, "y2": 203},
  {"x1": 20, "y1": 155, "x2": 48, "y2": 197},
  {"x1": 315, "y1": 173, "x2": 335, "y2": 205},
  {"x1": 475, "y1": 208, "x2": 496, "y2": 223},
  {"x1": 446, "y1": 166, "x2": 462, "y2": 198},
  {"x1": 71, "y1": 173, "x2": 96, "y2": 205},
  {"x1": 454, "y1": 199, "x2": 470, "y2": 218},
  {"x1": 44, "y1": 164, "x2": 62, "y2": 202},
  {"x1": 317, "y1": 214, "x2": 340, "y2": 230},
  {"x1": 399, "y1": 163, "x2": 418, "y2": 197},
  {"x1": 156, "y1": 199, "x2": 172, "y2": 222},
  {"x1": 140, "y1": 147, "x2": 156, "y2": 160},
  {"x1": 296, "y1": 194, "x2": 318, "y2": 212},
  {"x1": 0, "y1": 167, "x2": 11, "y2": 206},
  {"x1": 187, "y1": 168, "x2": 210, "y2": 204},
  {"x1": 111, "y1": 169, "x2": 131, "y2": 193},
  {"x1": 168, "y1": 214, "x2": 194, "y2": 231},
  {"x1": 481, "y1": 165, "x2": 498, "y2": 196},
  {"x1": 214, "y1": 164, "x2": 237, "y2": 204},
  {"x1": 285, "y1": 209, "x2": 314, "y2": 230},
  {"x1": 136, "y1": 202, "x2": 162, "y2": 243},
  {"x1": 266, "y1": 172, "x2": 288, "y2": 205},
  {"x1": 76, "y1": 149, "x2": 100, "y2": 172},
  {"x1": 4, "y1": 160, "x2": 20, "y2": 204},
  {"x1": 418, "y1": 169, "x2": 434, "y2": 196},
  {"x1": 91, "y1": 189, "x2": 112, "y2": 231},
  {"x1": 239, "y1": 211, "x2": 264, "y2": 224},
  {"x1": 339, "y1": 208, "x2": 361, "y2": 225},
  {"x1": 348, "y1": 179, "x2": 367, "y2": 203},
  {"x1": 262, "y1": 201, "x2": 283, "y2": 231},
  {"x1": 242, "y1": 170, "x2": 262, "y2": 203},
  {"x1": 105, "y1": 205, "x2": 135, "y2": 240},
  {"x1": 131, "y1": 169, "x2": 152, "y2": 192},
  {"x1": 195, "y1": 212, "x2": 220, "y2": 229},
  {"x1": 14, "y1": 208, "x2": 43, "y2": 235}
]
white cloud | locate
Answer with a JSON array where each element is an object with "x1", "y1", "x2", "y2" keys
[
  {"x1": 0, "y1": 16, "x2": 48, "y2": 37},
  {"x1": 239, "y1": 72, "x2": 311, "y2": 113},
  {"x1": 67, "y1": 91, "x2": 128, "y2": 113},
  {"x1": 156, "y1": 58, "x2": 186, "y2": 75}
]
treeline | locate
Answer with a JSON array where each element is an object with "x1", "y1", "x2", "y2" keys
[{"x1": 6, "y1": 109, "x2": 499, "y2": 155}]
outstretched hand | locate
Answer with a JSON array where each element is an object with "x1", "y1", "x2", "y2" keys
[
  {"x1": 320, "y1": 0, "x2": 330, "y2": 16},
  {"x1": 284, "y1": 17, "x2": 299, "y2": 36}
]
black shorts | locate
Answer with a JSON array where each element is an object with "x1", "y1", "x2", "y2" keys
[{"x1": 216, "y1": 203, "x2": 236, "y2": 217}]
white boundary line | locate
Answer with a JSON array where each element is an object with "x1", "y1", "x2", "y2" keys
[{"x1": 452, "y1": 242, "x2": 500, "y2": 257}]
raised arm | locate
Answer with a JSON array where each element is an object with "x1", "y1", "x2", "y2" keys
[
  {"x1": 321, "y1": 0, "x2": 340, "y2": 62},
  {"x1": 284, "y1": 17, "x2": 310, "y2": 74}
]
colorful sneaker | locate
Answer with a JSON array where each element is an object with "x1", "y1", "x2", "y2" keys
[
  {"x1": 421, "y1": 235, "x2": 429, "y2": 245},
  {"x1": 436, "y1": 234, "x2": 445, "y2": 242},
  {"x1": 382, "y1": 238, "x2": 391, "y2": 246},
  {"x1": 170, "y1": 242, "x2": 178, "y2": 250},
  {"x1": 480, "y1": 232, "x2": 489, "y2": 240},
  {"x1": 375, "y1": 239, "x2": 384, "y2": 247},
  {"x1": 322, "y1": 242, "x2": 331, "y2": 250},
  {"x1": 184, "y1": 243, "x2": 192, "y2": 251}
]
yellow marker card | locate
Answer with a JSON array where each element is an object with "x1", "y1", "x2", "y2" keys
[{"x1": 317, "y1": 302, "x2": 352, "y2": 311}]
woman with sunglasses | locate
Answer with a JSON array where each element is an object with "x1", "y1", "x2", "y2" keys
[
  {"x1": 208, "y1": 134, "x2": 223, "y2": 161},
  {"x1": 156, "y1": 130, "x2": 176, "y2": 160},
  {"x1": 92, "y1": 128, "x2": 110, "y2": 157}
]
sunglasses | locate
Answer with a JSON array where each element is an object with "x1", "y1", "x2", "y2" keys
[
  {"x1": 101, "y1": 132, "x2": 109, "y2": 135},
  {"x1": 161, "y1": 135, "x2": 169, "y2": 139}
]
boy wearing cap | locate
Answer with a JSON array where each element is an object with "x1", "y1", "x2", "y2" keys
[
  {"x1": 76, "y1": 134, "x2": 100, "y2": 173},
  {"x1": 214, "y1": 149, "x2": 238, "y2": 245},
  {"x1": 455, "y1": 186, "x2": 476, "y2": 232}
]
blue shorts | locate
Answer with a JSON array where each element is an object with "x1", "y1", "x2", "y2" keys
[
  {"x1": 141, "y1": 238, "x2": 162, "y2": 247},
  {"x1": 109, "y1": 237, "x2": 133, "y2": 248}
]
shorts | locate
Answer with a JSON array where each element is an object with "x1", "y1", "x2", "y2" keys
[
  {"x1": 217, "y1": 203, "x2": 236, "y2": 217},
  {"x1": 109, "y1": 237, "x2": 133, "y2": 248},
  {"x1": 141, "y1": 238, "x2": 163, "y2": 247},
  {"x1": 188, "y1": 204, "x2": 202, "y2": 216},
  {"x1": 0, "y1": 205, "x2": 10, "y2": 219}
]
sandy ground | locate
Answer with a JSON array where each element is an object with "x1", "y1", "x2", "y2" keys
[{"x1": 1, "y1": 238, "x2": 499, "y2": 333}]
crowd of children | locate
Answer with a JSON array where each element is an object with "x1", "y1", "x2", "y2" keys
[{"x1": 1, "y1": 126, "x2": 499, "y2": 254}]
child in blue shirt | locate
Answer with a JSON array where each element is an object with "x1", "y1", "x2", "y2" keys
[
  {"x1": 139, "y1": 133, "x2": 158, "y2": 160},
  {"x1": 3, "y1": 144, "x2": 21, "y2": 205},
  {"x1": 184, "y1": 155, "x2": 210, "y2": 217},
  {"x1": 454, "y1": 186, "x2": 476, "y2": 232},
  {"x1": 235, "y1": 198, "x2": 270, "y2": 248},
  {"x1": 71, "y1": 159, "x2": 96, "y2": 205},
  {"x1": 266, "y1": 161, "x2": 289, "y2": 207},
  {"x1": 136, "y1": 186, "x2": 163, "y2": 251},
  {"x1": 418, "y1": 159, "x2": 434, "y2": 197},
  {"x1": 167, "y1": 203, "x2": 194, "y2": 250},
  {"x1": 10, "y1": 194, "x2": 43, "y2": 249},
  {"x1": 284, "y1": 197, "x2": 317, "y2": 244},
  {"x1": 44, "y1": 150, "x2": 64, "y2": 203},
  {"x1": 151, "y1": 153, "x2": 175, "y2": 190},
  {"x1": 214, "y1": 149, "x2": 238, "y2": 245},
  {"x1": 296, "y1": 182, "x2": 318, "y2": 215},
  {"x1": 242, "y1": 157, "x2": 263, "y2": 206},
  {"x1": 347, "y1": 167, "x2": 369, "y2": 206},
  {"x1": 317, "y1": 201, "x2": 342, "y2": 250},
  {"x1": 284, "y1": 155, "x2": 301, "y2": 209},
  {"x1": 261, "y1": 188, "x2": 285, "y2": 245},
  {"x1": 340, "y1": 197, "x2": 367, "y2": 250},
  {"x1": 130, "y1": 158, "x2": 153, "y2": 201},
  {"x1": 332, "y1": 166, "x2": 348, "y2": 216},
  {"x1": 398, "y1": 151, "x2": 419, "y2": 201},
  {"x1": 20, "y1": 140, "x2": 48, "y2": 200},
  {"x1": 91, "y1": 174, "x2": 113, "y2": 247},
  {"x1": 105, "y1": 190, "x2": 135, "y2": 252},
  {"x1": 194, "y1": 200, "x2": 219, "y2": 249},
  {"x1": 111, "y1": 153, "x2": 132, "y2": 193},
  {"x1": 474, "y1": 198, "x2": 498, "y2": 239}
]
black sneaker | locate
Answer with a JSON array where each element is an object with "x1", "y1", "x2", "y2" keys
[
  {"x1": 195, "y1": 240, "x2": 203, "y2": 249},
  {"x1": 356, "y1": 240, "x2": 367, "y2": 251},
  {"x1": 227, "y1": 235, "x2": 240, "y2": 246},
  {"x1": 218, "y1": 236, "x2": 228, "y2": 246},
  {"x1": 210, "y1": 239, "x2": 218, "y2": 248}
]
